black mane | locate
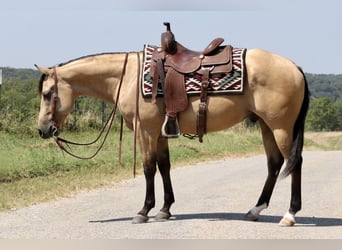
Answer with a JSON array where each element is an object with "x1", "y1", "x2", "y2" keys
[
  {"x1": 37, "y1": 52, "x2": 130, "y2": 94},
  {"x1": 56, "y1": 52, "x2": 127, "y2": 67}
]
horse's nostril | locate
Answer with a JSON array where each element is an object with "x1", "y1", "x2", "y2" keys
[
  {"x1": 38, "y1": 127, "x2": 54, "y2": 139},
  {"x1": 38, "y1": 128, "x2": 44, "y2": 138},
  {"x1": 51, "y1": 126, "x2": 59, "y2": 137}
]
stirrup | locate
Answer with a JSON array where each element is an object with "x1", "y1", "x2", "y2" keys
[{"x1": 161, "y1": 115, "x2": 180, "y2": 138}]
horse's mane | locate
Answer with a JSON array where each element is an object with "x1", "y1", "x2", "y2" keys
[
  {"x1": 56, "y1": 52, "x2": 127, "y2": 67},
  {"x1": 38, "y1": 52, "x2": 128, "y2": 95}
]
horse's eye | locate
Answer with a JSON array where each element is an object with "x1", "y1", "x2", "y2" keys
[{"x1": 43, "y1": 92, "x2": 52, "y2": 101}]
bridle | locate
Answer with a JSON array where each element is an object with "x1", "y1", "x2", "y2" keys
[
  {"x1": 51, "y1": 67, "x2": 59, "y2": 129},
  {"x1": 48, "y1": 53, "x2": 135, "y2": 161}
]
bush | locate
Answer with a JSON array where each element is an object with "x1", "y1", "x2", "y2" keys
[{"x1": 306, "y1": 97, "x2": 342, "y2": 131}]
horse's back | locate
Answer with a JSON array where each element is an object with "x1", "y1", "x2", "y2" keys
[{"x1": 246, "y1": 48, "x2": 304, "y2": 90}]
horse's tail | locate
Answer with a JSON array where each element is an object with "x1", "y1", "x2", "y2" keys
[{"x1": 280, "y1": 67, "x2": 310, "y2": 178}]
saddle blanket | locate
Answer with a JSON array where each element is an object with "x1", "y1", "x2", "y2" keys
[{"x1": 141, "y1": 44, "x2": 246, "y2": 98}]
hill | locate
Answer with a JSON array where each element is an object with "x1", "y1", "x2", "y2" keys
[
  {"x1": 306, "y1": 73, "x2": 342, "y2": 100},
  {"x1": 1, "y1": 67, "x2": 41, "y2": 81}
]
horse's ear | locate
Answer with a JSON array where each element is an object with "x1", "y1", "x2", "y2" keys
[{"x1": 35, "y1": 64, "x2": 50, "y2": 75}]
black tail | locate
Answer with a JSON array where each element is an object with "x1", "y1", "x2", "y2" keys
[{"x1": 280, "y1": 67, "x2": 310, "y2": 178}]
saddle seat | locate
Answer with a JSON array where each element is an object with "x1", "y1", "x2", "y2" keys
[{"x1": 166, "y1": 38, "x2": 225, "y2": 74}]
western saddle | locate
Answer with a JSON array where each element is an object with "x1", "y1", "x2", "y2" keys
[{"x1": 151, "y1": 22, "x2": 233, "y2": 142}]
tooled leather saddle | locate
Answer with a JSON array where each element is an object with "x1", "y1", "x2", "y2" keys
[{"x1": 151, "y1": 22, "x2": 233, "y2": 142}]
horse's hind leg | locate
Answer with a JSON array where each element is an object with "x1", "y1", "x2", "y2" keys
[
  {"x1": 247, "y1": 118, "x2": 303, "y2": 226},
  {"x1": 246, "y1": 120, "x2": 284, "y2": 221},
  {"x1": 155, "y1": 137, "x2": 175, "y2": 221},
  {"x1": 278, "y1": 156, "x2": 302, "y2": 226},
  {"x1": 271, "y1": 126, "x2": 302, "y2": 226}
]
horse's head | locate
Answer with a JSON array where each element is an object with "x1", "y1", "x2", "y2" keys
[{"x1": 36, "y1": 65, "x2": 75, "y2": 139}]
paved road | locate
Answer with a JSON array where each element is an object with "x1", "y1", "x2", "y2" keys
[{"x1": 0, "y1": 151, "x2": 341, "y2": 239}]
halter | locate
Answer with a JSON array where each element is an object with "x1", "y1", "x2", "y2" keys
[{"x1": 50, "y1": 53, "x2": 132, "y2": 160}]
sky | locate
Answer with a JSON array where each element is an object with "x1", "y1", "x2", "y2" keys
[{"x1": 0, "y1": 0, "x2": 341, "y2": 74}]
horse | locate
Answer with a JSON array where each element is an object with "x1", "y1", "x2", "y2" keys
[{"x1": 36, "y1": 47, "x2": 309, "y2": 227}]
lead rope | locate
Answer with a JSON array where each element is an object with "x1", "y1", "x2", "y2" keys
[
  {"x1": 54, "y1": 53, "x2": 129, "y2": 160},
  {"x1": 133, "y1": 52, "x2": 141, "y2": 178},
  {"x1": 118, "y1": 115, "x2": 124, "y2": 165}
]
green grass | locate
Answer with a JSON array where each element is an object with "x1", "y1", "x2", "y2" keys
[
  {"x1": 0, "y1": 127, "x2": 341, "y2": 211},
  {"x1": 0, "y1": 128, "x2": 137, "y2": 210},
  {"x1": 0, "y1": 131, "x2": 132, "y2": 182},
  {"x1": 0, "y1": 126, "x2": 263, "y2": 183}
]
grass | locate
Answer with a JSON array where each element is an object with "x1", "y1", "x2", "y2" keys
[{"x1": 0, "y1": 126, "x2": 341, "y2": 211}]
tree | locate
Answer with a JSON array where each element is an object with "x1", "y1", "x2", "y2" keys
[
  {"x1": 334, "y1": 96, "x2": 342, "y2": 130},
  {"x1": 306, "y1": 97, "x2": 340, "y2": 131}
]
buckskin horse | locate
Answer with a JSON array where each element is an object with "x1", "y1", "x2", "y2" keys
[{"x1": 36, "y1": 24, "x2": 309, "y2": 227}]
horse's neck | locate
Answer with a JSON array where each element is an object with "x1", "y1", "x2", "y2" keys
[{"x1": 58, "y1": 53, "x2": 129, "y2": 103}]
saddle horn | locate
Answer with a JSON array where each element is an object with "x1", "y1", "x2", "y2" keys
[
  {"x1": 161, "y1": 22, "x2": 177, "y2": 54},
  {"x1": 163, "y1": 22, "x2": 171, "y2": 31}
]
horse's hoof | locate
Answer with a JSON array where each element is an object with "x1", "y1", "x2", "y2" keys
[
  {"x1": 245, "y1": 203, "x2": 267, "y2": 221},
  {"x1": 155, "y1": 211, "x2": 171, "y2": 222},
  {"x1": 279, "y1": 212, "x2": 296, "y2": 227},
  {"x1": 132, "y1": 214, "x2": 149, "y2": 224},
  {"x1": 245, "y1": 210, "x2": 259, "y2": 221}
]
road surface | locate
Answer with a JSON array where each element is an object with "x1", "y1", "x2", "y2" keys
[{"x1": 0, "y1": 151, "x2": 341, "y2": 239}]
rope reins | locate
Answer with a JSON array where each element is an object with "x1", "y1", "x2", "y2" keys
[
  {"x1": 133, "y1": 52, "x2": 141, "y2": 177},
  {"x1": 52, "y1": 53, "x2": 129, "y2": 160}
]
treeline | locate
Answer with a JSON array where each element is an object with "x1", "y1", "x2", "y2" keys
[
  {"x1": 306, "y1": 74, "x2": 342, "y2": 100},
  {"x1": 0, "y1": 67, "x2": 341, "y2": 134},
  {"x1": 306, "y1": 74, "x2": 342, "y2": 131}
]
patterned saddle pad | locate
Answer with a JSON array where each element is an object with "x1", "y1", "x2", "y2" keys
[{"x1": 141, "y1": 45, "x2": 246, "y2": 98}]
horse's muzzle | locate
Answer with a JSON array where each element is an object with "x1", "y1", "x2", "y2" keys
[{"x1": 38, "y1": 125, "x2": 59, "y2": 139}]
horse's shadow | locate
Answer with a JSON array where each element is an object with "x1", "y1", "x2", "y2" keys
[{"x1": 89, "y1": 212, "x2": 342, "y2": 227}]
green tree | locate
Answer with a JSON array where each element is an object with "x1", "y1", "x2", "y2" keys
[
  {"x1": 306, "y1": 97, "x2": 340, "y2": 131},
  {"x1": 333, "y1": 96, "x2": 342, "y2": 130}
]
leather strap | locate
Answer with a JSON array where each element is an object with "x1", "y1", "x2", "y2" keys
[
  {"x1": 197, "y1": 68, "x2": 210, "y2": 143},
  {"x1": 200, "y1": 68, "x2": 210, "y2": 102},
  {"x1": 51, "y1": 67, "x2": 59, "y2": 127},
  {"x1": 157, "y1": 59, "x2": 166, "y2": 93},
  {"x1": 152, "y1": 58, "x2": 166, "y2": 104}
]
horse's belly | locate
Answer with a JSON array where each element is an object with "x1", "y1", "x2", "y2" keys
[{"x1": 179, "y1": 96, "x2": 249, "y2": 134}]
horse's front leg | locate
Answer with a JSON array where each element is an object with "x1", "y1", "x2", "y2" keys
[
  {"x1": 132, "y1": 129, "x2": 158, "y2": 224},
  {"x1": 155, "y1": 137, "x2": 175, "y2": 221},
  {"x1": 132, "y1": 155, "x2": 157, "y2": 224}
]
